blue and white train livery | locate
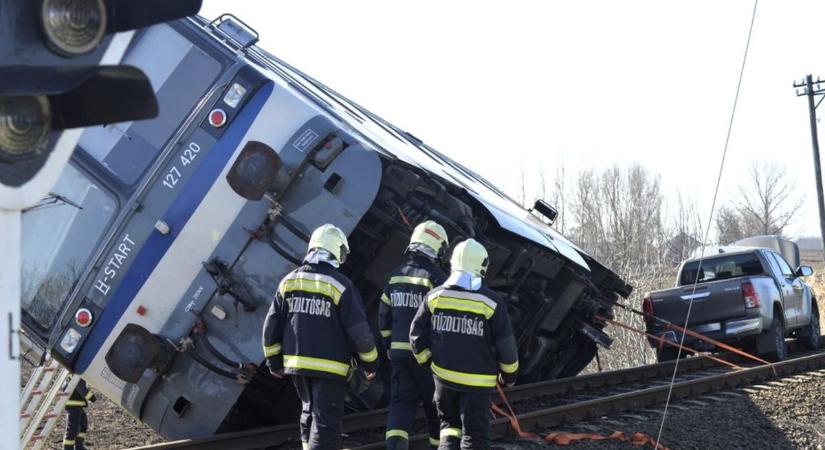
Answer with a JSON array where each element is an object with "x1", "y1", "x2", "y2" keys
[{"x1": 20, "y1": 15, "x2": 631, "y2": 439}]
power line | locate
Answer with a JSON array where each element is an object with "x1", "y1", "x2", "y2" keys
[{"x1": 654, "y1": 0, "x2": 760, "y2": 447}]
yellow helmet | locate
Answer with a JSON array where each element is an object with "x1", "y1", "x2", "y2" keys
[
  {"x1": 408, "y1": 220, "x2": 449, "y2": 259},
  {"x1": 450, "y1": 239, "x2": 489, "y2": 277},
  {"x1": 307, "y1": 224, "x2": 350, "y2": 264}
]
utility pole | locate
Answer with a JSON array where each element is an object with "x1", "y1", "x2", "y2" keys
[{"x1": 794, "y1": 74, "x2": 825, "y2": 262}]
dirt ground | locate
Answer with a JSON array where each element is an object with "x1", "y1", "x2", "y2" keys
[{"x1": 21, "y1": 363, "x2": 162, "y2": 450}]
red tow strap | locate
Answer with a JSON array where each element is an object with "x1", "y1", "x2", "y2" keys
[
  {"x1": 612, "y1": 303, "x2": 774, "y2": 367},
  {"x1": 491, "y1": 385, "x2": 670, "y2": 449},
  {"x1": 593, "y1": 315, "x2": 742, "y2": 370}
]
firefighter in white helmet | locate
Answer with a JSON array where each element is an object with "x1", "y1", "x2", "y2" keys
[
  {"x1": 263, "y1": 224, "x2": 379, "y2": 449},
  {"x1": 379, "y1": 220, "x2": 449, "y2": 449},
  {"x1": 411, "y1": 238, "x2": 519, "y2": 450}
]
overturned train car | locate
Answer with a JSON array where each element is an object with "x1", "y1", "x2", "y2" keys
[{"x1": 20, "y1": 15, "x2": 632, "y2": 438}]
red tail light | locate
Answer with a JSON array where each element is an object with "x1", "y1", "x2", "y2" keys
[
  {"x1": 642, "y1": 297, "x2": 654, "y2": 318},
  {"x1": 741, "y1": 281, "x2": 761, "y2": 308}
]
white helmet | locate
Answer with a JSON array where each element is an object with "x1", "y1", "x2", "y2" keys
[
  {"x1": 450, "y1": 239, "x2": 489, "y2": 277},
  {"x1": 407, "y1": 220, "x2": 449, "y2": 259},
  {"x1": 307, "y1": 224, "x2": 350, "y2": 264}
]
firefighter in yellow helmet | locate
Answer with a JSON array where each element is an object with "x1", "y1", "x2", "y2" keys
[
  {"x1": 379, "y1": 220, "x2": 449, "y2": 449},
  {"x1": 262, "y1": 224, "x2": 379, "y2": 449},
  {"x1": 411, "y1": 239, "x2": 519, "y2": 450}
]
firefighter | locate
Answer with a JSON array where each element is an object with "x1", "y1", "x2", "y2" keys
[
  {"x1": 410, "y1": 239, "x2": 519, "y2": 450},
  {"x1": 379, "y1": 220, "x2": 449, "y2": 449},
  {"x1": 63, "y1": 378, "x2": 95, "y2": 450},
  {"x1": 262, "y1": 223, "x2": 379, "y2": 450}
]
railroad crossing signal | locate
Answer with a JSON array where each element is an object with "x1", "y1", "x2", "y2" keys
[
  {"x1": 0, "y1": 0, "x2": 203, "y2": 209},
  {"x1": 0, "y1": 1, "x2": 203, "y2": 448}
]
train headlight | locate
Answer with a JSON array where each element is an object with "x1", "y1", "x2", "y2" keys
[
  {"x1": 41, "y1": 0, "x2": 107, "y2": 57},
  {"x1": 60, "y1": 328, "x2": 82, "y2": 353},
  {"x1": 0, "y1": 96, "x2": 51, "y2": 159},
  {"x1": 223, "y1": 83, "x2": 247, "y2": 108}
]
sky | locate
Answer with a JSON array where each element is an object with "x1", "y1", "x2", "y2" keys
[{"x1": 201, "y1": 0, "x2": 825, "y2": 238}]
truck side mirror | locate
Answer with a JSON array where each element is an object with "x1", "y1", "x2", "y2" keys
[{"x1": 797, "y1": 265, "x2": 814, "y2": 277}]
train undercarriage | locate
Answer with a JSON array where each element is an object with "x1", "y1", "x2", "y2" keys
[{"x1": 217, "y1": 151, "x2": 632, "y2": 430}]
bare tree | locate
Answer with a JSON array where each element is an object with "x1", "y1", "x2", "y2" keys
[
  {"x1": 666, "y1": 192, "x2": 704, "y2": 263},
  {"x1": 568, "y1": 163, "x2": 667, "y2": 267},
  {"x1": 715, "y1": 205, "x2": 745, "y2": 244},
  {"x1": 518, "y1": 162, "x2": 527, "y2": 207},
  {"x1": 549, "y1": 162, "x2": 567, "y2": 234},
  {"x1": 733, "y1": 161, "x2": 803, "y2": 238}
]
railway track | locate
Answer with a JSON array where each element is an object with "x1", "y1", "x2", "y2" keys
[{"x1": 128, "y1": 347, "x2": 825, "y2": 450}]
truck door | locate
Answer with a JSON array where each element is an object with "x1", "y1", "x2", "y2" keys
[{"x1": 766, "y1": 251, "x2": 802, "y2": 328}]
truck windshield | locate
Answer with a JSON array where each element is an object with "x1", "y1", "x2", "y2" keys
[
  {"x1": 679, "y1": 253, "x2": 764, "y2": 286},
  {"x1": 21, "y1": 164, "x2": 117, "y2": 330}
]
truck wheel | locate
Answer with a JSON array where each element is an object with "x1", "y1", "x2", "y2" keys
[
  {"x1": 761, "y1": 318, "x2": 787, "y2": 362},
  {"x1": 798, "y1": 306, "x2": 821, "y2": 350}
]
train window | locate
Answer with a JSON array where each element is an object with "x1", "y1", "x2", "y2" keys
[
  {"x1": 79, "y1": 24, "x2": 222, "y2": 186},
  {"x1": 21, "y1": 164, "x2": 117, "y2": 329}
]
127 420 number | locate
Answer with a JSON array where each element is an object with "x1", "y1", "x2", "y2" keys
[{"x1": 162, "y1": 142, "x2": 201, "y2": 189}]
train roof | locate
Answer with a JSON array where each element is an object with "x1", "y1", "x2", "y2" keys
[{"x1": 186, "y1": 15, "x2": 634, "y2": 290}]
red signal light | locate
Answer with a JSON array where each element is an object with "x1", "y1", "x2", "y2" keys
[
  {"x1": 75, "y1": 308, "x2": 93, "y2": 327},
  {"x1": 209, "y1": 108, "x2": 227, "y2": 128}
]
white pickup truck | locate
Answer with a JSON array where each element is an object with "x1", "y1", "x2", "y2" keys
[{"x1": 643, "y1": 236, "x2": 820, "y2": 362}]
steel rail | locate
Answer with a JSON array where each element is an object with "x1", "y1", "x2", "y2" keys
[
  {"x1": 126, "y1": 346, "x2": 823, "y2": 450},
  {"x1": 126, "y1": 354, "x2": 731, "y2": 450},
  {"x1": 347, "y1": 351, "x2": 825, "y2": 450}
]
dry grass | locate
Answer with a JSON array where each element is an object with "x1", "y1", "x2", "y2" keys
[
  {"x1": 584, "y1": 264, "x2": 675, "y2": 373},
  {"x1": 584, "y1": 262, "x2": 825, "y2": 374},
  {"x1": 805, "y1": 263, "x2": 825, "y2": 332}
]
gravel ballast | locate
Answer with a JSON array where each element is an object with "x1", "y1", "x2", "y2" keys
[{"x1": 493, "y1": 369, "x2": 825, "y2": 450}]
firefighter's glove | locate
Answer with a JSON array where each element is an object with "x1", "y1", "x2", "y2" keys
[
  {"x1": 360, "y1": 357, "x2": 379, "y2": 376},
  {"x1": 498, "y1": 372, "x2": 516, "y2": 387},
  {"x1": 266, "y1": 355, "x2": 284, "y2": 378}
]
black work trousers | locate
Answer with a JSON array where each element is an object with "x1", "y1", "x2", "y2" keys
[
  {"x1": 433, "y1": 379, "x2": 492, "y2": 450},
  {"x1": 63, "y1": 407, "x2": 88, "y2": 450},
  {"x1": 292, "y1": 375, "x2": 347, "y2": 450},
  {"x1": 386, "y1": 358, "x2": 440, "y2": 449}
]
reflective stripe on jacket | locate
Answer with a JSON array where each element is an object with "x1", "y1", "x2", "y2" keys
[
  {"x1": 378, "y1": 254, "x2": 446, "y2": 360},
  {"x1": 262, "y1": 262, "x2": 378, "y2": 379},
  {"x1": 410, "y1": 284, "x2": 518, "y2": 392},
  {"x1": 65, "y1": 379, "x2": 93, "y2": 408}
]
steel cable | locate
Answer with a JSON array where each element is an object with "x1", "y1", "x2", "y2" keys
[{"x1": 654, "y1": 1, "x2": 760, "y2": 446}]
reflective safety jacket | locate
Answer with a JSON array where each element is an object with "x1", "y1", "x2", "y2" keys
[
  {"x1": 378, "y1": 254, "x2": 447, "y2": 360},
  {"x1": 263, "y1": 262, "x2": 379, "y2": 380},
  {"x1": 410, "y1": 284, "x2": 519, "y2": 392},
  {"x1": 65, "y1": 379, "x2": 95, "y2": 408}
]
